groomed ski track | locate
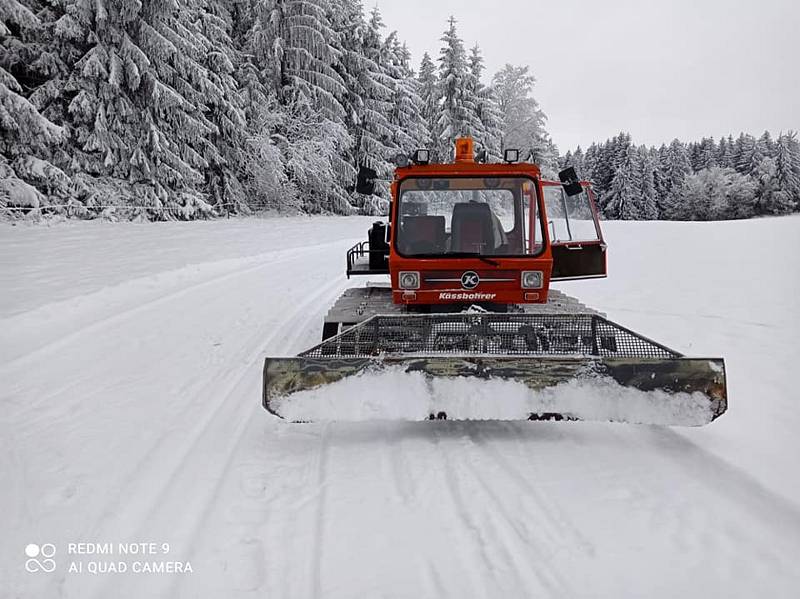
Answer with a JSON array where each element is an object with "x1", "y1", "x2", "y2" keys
[{"x1": 2, "y1": 216, "x2": 799, "y2": 598}]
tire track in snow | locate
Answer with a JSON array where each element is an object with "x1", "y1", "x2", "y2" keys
[
  {"x1": 120, "y1": 270, "x2": 346, "y2": 524},
  {"x1": 470, "y1": 423, "x2": 595, "y2": 555},
  {"x1": 423, "y1": 562, "x2": 448, "y2": 599},
  {"x1": 50, "y1": 256, "x2": 350, "y2": 599},
  {"x1": 165, "y1": 277, "x2": 352, "y2": 599},
  {"x1": 462, "y1": 430, "x2": 574, "y2": 593},
  {"x1": 380, "y1": 422, "x2": 417, "y2": 506},
  {"x1": 106, "y1": 304, "x2": 343, "y2": 597},
  {"x1": 261, "y1": 426, "x2": 333, "y2": 599},
  {"x1": 440, "y1": 431, "x2": 530, "y2": 594},
  {"x1": 426, "y1": 425, "x2": 515, "y2": 598},
  {"x1": 310, "y1": 423, "x2": 332, "y2": 599},
  {"x1": 435, "y1": 424, "x2": 569, "y2": 597}
]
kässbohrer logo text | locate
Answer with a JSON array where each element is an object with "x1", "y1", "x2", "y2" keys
[{"x1": 438, "y1": 292, "x2": 497, "y2": 301}]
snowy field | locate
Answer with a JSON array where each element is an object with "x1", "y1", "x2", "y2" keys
[{"x1": 2, "y1": 215, "x2": 800, "y2": 598}]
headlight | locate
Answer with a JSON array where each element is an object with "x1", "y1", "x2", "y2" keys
[
  {"x1": 521, "y1": 271, "x2": 543, "y2": 289},
  {"x1": 399, "y1": 271, "x2": 420, "y2": 290}
]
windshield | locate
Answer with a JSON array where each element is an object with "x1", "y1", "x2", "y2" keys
[{"x1": 396, "y1": 177, "x2": 543, "y2": 257}]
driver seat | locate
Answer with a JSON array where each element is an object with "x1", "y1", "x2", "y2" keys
[{"x1": 451, "y1": 202, "x2": 495, "y2": 253}]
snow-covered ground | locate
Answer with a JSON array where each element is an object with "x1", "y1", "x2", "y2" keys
[{"x1": 2, "y1": 215, "x2": 800, "y2": 598}]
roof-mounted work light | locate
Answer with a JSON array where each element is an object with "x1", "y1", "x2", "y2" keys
[
  {"x1": 412, "y1": 149, "x2": 430, "y2": 165},
  {"x1": 503, "y1": 148, "x2": 520, "y2": 164}
]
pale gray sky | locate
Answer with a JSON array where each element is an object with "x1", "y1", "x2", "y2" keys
[{"x1": 376, "y1": 0, "x2": 799, "y2": 152}]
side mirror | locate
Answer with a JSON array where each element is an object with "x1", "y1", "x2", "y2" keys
[
  {"x1": 356, "y1": 165, "x2": 377, "y2": 195},
  {"x1": 558, "y1": 167, "x2": 583, "y2": 197}
]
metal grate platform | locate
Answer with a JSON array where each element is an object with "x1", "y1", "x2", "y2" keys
[{"x1": 301, "y1": 314, "x2": 682, "y2": 360}]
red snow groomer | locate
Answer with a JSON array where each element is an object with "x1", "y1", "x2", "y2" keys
[{"x1": 263, "y1": 138, "x2": 727, "y2": 425}]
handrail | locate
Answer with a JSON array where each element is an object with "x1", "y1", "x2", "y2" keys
[{"x1": 346, "y1": 241, "x2": 389, "y2": 278}]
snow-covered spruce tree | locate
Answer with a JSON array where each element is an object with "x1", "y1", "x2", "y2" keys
[
  {"x1": 774, "y1": 131, "x2": 800, "y2": 210},
  {"x1": 491, "y1": 63, "x2": 554, "y2": 173},
  {"x1": 590, "y1": 139, "x2": 614, "y2": 198},
  {"x1": 697, "y1": 137, "x2": 717, "y2": 170},
  {"x1": 461, "y1": 45, "x2": 485, "y2": 149},
  {"x1": 582, "y1": 143, "x2": 599, "y2": 184},
  {"x1": 537, "y1": 137, "x2": 561, "y2": 179},
  {"x1": 660, "y1": 139, "x2": 692, "y2": 219},
  {"x1": 638, "y1": 147, "x2": 659, "y2": 220},
  {"x1": 342, "y1": 5, "x2": 395, "y2": 214},
  {"x1": 417, "y1": 51, "x2": 439, "y2": 152},
  {"x1": 190, "y1": 0, "x2": 250, "y2": 213},
  {"x1": 687, "y1": 141, "x2": 700, "y2": 172},
  {"x1": 242, "y1": 99, "x2": 294, "y2": 212},
  {"x1": 716, "y1": 135, "x2": 732, "y2": 169},
  {"x1": 251, "y1": 0, "x2": 354, "y2": 213},
  {"x1": 0, "y1": 0, "x2": 71, "y2": 212},
  {"x1": 436, "y1": 16, "x2": 470, "y2": 161},
  {"x1": 733, "y1": 132, "x2": 758, "y2": 175},
  {"x1": 758, "y1": 130, "x2": 776, "y2": 158},
  {"x1": 383, "y1": 32, "x2": 429, "y2": 155},
  {"x1": 1, "y1": 1, "x2": 74, "y2": 134},
  {"x1": 604, "y1": 135, "x2": 630, "y2": 198},
  {"x1": 652, "y1": 145, "x2": 670, "y2": 216},
  {"x1": 721, "y1": 134, "x2": 736, "y2": 168},
  {"x1": 752, "y1": 156, "x2": 794, "y2": 215},
  {"x1": 587, "y1": 132, "x2": 633, "y2": 213},
  {"x1": 611, "y1": 132, "x2": 633, "y2": 169},
  {"x1": 571, "y1": 146, "x2": 586, "y2": 179},
  {"x1": 235, "y1": 0, "x2": 293, "y2": 211},
  {"x1": 467, "y1": 44, "x2": 502, "y2": 160},
  {"x1": 603, "y1": 144, "x2": 644, "y2": 220},
  {"x1": 53, "y1": 0, "x2": 256, "y2": 219},
  {"x1": 232, "y1": 1, "x2": 270, "y2": 120},
  {"x1": 255, "y1": 0, "x2": 346, "y2": 118},
  {"x1": 250, "y1": 97, "x2": 353, "y2": 213}
]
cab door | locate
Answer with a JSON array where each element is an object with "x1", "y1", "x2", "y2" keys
[{"x1": 542, "y1": 182, "x2": 607, "y2": 280}]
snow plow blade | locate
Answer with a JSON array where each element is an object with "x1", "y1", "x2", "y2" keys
[
  {"x1": 263, "y1": 356, "x2": 726, "y2": 425},
  {"x1": 263, "y1": 314, "x2": 727, "y2": 426}
]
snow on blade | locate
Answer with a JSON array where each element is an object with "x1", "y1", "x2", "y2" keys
[{"x1": 272, "y1": 366, "x2": 713, "y2": 425}]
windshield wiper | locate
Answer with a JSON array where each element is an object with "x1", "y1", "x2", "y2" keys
[{"x1": 445, "y1": 252, "x2": 501, "y2": 266}]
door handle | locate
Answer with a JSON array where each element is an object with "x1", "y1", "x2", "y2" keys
[{"x1": 565, "y1": 244, "x2": 583, "y2": 250}]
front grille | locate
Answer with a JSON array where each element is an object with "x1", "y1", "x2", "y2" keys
[{"x1": 422, "y1": 270, "x2": 517, "y2": 288}]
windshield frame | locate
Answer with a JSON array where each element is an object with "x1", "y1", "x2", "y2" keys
[{"x1": 393, "y1": 175, "x2": 547, "y2": 260}]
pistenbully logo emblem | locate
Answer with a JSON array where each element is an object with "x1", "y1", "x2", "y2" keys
[{"x1": 460, "y1": 271, "x2": 480, "y2": 289}]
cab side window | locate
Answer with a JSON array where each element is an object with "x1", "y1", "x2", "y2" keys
[{"x1": 543, "y1": 186, "x2": 600, "y2": 243}]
